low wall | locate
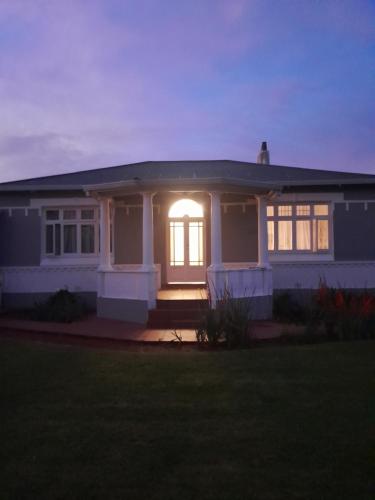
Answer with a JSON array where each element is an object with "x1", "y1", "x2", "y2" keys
[
  {"x1": 272, "y1": 261, "x2": 375, "y2": 290},
  {"x1": 97, "y1": 264, "x2": 161, "y2": 306},
  {"x1": 0, "y1": 265, "x2": 97, "y2": 309},
  {"x1": 207, "y1": 265, "x2": 273, "y2": 319}
]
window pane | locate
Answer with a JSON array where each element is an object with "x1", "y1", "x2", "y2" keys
[
  {"x1": 317, "y1": 220, "x2": 329, "y2": 250},
  {"x1": 278, "y1": 205, "x2": 292, "y2": 217},
  {"x1": 267, "y1": 221, "x2": 274, "y2": 250},
  {"x1": 46, "y1": 225, "x2": 54, "y2": 253},
  {"x1": 81, "y1": 225, "x2": 95, "y2": 253},
  {"x1": 189, "y1": 221, "x2": 203, "y2": 266},
  {"x1": 266, "y1": 206, "x2": 274, "y2": 217},
  {"x1": 170, "y1": 221, "x2": 184, "y2": 266},
  {"x1": 63, "y1": 209, "x2": 76, "y2": 220},
  {"x1": 81, "y1": 209, "x2": 95, "y2": 220},
  {"x1": 296, "y1": 205, "x2": 310, "y2": 216},
  {"x1": 46, "y1": 209, "x2": 59, "y2": 220},
  {"x1": 55, "y1": 224, "x2": 61, "y2": 255},
  {"x1": 278, "y1": 221, "x2": 293, "y2": 250},
  {"x1": 296, "y1": 220, "x2": 311, "y2": 250},
  {"x1": 314, "y1": 204, "x2": 329, "y2": 216},
  {"x1": 63, "y1": 225, "x2": 77, "y2": 253}
]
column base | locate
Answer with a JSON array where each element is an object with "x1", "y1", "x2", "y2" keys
[
  {"x1": 141, "y1": 264, "x2": 158, "y2": 272},
  {"x1": 256, "y1": 263, "x2": 272, "y2": 270},
  {"x1": 207, "y1": 264, "x2": 225, "y2": 272},
  {"x1": 98, "y1": 264, "x2": 113, "y2": 272}
]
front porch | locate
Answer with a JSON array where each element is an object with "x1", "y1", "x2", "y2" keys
[{"x1": 90, "y1": 186, "x2": 273, "y2": 324}]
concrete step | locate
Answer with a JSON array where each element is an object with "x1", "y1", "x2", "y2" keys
[
  {"x1": 147, "y1": 308, "x2": 205, "y2": 329},
  {"x1": 156, "y1": 299, "x2": 208, "y2": 310}
]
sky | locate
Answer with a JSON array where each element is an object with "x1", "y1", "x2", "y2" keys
[{"x1": 0, "y1": 0, "x2": 374, "y2": 183}]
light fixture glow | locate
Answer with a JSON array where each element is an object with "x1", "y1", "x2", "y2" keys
[{"x1": 168, "y1": 199, "x2": 203, "y2": 218}]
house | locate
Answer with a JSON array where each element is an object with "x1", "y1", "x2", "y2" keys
[{"x1": 1, "y1": 142, "x2": 375, "y2": 325}]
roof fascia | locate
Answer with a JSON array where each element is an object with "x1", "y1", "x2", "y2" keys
[{"x1": 83, "y1": 177, "x2": 280, "y2": 195}]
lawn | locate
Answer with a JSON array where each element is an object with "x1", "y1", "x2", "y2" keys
[{"x1": 0, "y1": 338, "x2": 374, "y2": 500}]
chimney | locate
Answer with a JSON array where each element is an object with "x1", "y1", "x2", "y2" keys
[{"x1": 257, "y1": 141, "x2": 270, "y2": 165}]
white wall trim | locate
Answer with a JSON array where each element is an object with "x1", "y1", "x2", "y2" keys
[{"x1": 0, "y1": 265, "x2": 98, "y2": 294}]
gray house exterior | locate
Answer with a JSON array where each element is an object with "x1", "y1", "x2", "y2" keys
[{"x1": 1, "y1": 146, "x2": 375, "y2": 324}]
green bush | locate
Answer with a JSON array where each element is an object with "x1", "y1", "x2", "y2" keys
[{"x1": 31, "y1": 289, "x2": 86, "y2": 323}]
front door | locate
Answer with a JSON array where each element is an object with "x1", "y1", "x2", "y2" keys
[{"x1": 167, "y1": 199, "x2": 206, "y2": 283}]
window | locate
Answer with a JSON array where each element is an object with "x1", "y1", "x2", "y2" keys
[
  {"x1": 188, "y1": 221, "x2": 204, "y2": 266},
  {"x1": 267, "y1": 203, "x2": 330, "y2": 253},
  {"x1": 168, "y1": 199, "x2": 203, "y2": 218},
  {"x1": 169, "y1": 221, "x2": 184, "y2": 266},
  {"x1": 44, "y1": 207, "x2": 98, "y2": 257}
]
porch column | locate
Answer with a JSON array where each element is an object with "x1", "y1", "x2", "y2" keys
[
  {"x1": 99, "y1": 197, "x2": 112, "y2": 271},
  {"x1": 209, "y1": 191, "x2": 223, "y2": 270},
  {"x1": 256, "y1": 195, "x2": 270, "y2": 268},
  {"x1": 142, "y1": 192, "x2": 155, "y2": 270}
]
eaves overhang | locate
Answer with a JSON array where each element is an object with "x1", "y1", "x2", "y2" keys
[
  {"x1": 0, "y1": 184, "x2": 84, "y2": 192},
  {"x1": 83, "y1": 177, "x2": 281, "y2": 197}
]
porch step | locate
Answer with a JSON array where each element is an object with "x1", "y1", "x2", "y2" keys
[
  {"x1": 162, "y1": 283, "x2": 206, "y2": 290},
  {"x1": 147, "y1": 300, "x2": 208, "y2": 329},
  {"x1": 156, "y1": 299, "x2": 208, "y2": 310}
]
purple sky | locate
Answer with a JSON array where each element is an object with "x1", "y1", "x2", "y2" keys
[{"x1": 0, "y1": 0, "x2": 374, "y2": 182}]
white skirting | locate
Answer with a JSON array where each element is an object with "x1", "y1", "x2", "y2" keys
[
  {"x1": 0, "y1": 265, "x2": 98, "y2": 294},
  {"x1": 272, "y1": 261, "x2": 375, "y2": 290}
]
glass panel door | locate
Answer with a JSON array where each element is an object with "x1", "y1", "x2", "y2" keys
[
  {"x1": 169, "y1": 221, "x2": 184, "y2": 266},
  {"x1": 188, "y1": 221, "x2": 204, "y2": 266},
  {"x1": 167, "y1": 218, "x2": 205, "y2": 283}
]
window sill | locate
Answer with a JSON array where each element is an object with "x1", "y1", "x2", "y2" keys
[
  {"x1": 41, "y1": 255, "x2": 100, "y2": 266},
  {"x1": 269, "y1": 252, "x2": 334, "y2": 262}
]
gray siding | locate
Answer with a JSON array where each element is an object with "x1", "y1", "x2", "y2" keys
[
  {"x1": 0, "y1": 194, "x2": 31, "y2": 207},
  {"x1": 222, "y1": 205, "x2": 258, "y2": 262},
  {"x1": 343, "y1": 188, "x2": 375, "y2": 200},
  {"x1": 114, "y1": 207, "x2": 142, "y2": 264},
  {"x1": 0, "y1": 209, "x2": 41, "y2": 266},
  {"x1": 334, "y1": 202, "x2": 375, "y2": 260}
]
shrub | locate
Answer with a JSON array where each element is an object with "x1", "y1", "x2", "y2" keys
[
  {"x1": 195, "y1": 307, "x2": 224, "y2": 346},
  {"x1": 273, "y1": 292, "x2": 308, "y2": 324},
  {"x1": 314, "y1": 281, "x2": 375, "y2": 340},
  {"x1": 196, "y1": 286, "x2": 252, "y2": 348},
  {"x1": 31, "y1": 289, "x2": 86, "y2": 323}
]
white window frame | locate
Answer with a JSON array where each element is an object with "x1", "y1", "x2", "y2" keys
[
  {"x1": 42, "y1": 206, "x2": 100, "y2": 265},
  {"x1": 267, "y1": 202, "x2": 333, "y2": 261}
]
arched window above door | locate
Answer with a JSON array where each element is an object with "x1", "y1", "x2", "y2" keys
[{"x1": 168, "y1": 199, "x2": 203, "y2": 218}]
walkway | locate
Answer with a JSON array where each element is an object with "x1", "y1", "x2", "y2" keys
[{"x1": 0, "y1": 314, "x2": 302, "y2": 344}]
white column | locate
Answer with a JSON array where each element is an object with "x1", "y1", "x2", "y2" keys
[
  {"x1": 142, "y1": 192, "x2": 155, "y2": 270},
  {"x1": 209, "y1": 192, "x2": 223, "y2": 270},
  {"x1": 256, "y1": 195, "x2": 270, "y2": 268},
  {"x1": 99, "y1": 197, "x2": 112, "y2": 271}
]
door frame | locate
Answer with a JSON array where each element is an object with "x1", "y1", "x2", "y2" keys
[{"x1": 166, "y1": 215, "x2": 206, "y2": 284}]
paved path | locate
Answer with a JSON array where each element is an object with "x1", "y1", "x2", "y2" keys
[{"x1": 0, "y1": 314, "x2": 302, "y2": 344}]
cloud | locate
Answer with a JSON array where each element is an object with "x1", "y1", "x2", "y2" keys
[{"x1": 0, "y1": 0, "x2": 374, "y2": 182}]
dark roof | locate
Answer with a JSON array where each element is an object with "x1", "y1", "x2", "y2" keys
[{"x1": 0, "y1": 160, "x2": 374, "y2": 191}]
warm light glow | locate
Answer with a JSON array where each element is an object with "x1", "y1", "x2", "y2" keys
[
  {"x1": 170, "y1": 221, "x2": 184, "y2": 266},
  {"x1": 168, "y1": 199, "x2": 203, "y2": 218},
  {"x1": 189, "y1": 221, "x2": 204, "y2": 266}
]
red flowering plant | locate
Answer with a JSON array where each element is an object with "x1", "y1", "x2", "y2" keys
[{"x1": 314, "y1": 279, "x2": 375, "y2": 340}]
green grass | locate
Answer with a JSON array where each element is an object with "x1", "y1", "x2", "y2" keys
[{"x1": 1, "y1": 339, "x2": 374, "y2": 500}]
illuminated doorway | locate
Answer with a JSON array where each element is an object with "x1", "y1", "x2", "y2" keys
[{"x1": 167, "y1": 199, "x2": 206, "y2": 283}]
